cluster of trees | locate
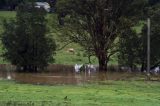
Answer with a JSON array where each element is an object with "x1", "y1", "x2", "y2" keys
[
  {"x1": 119, "y1": 2, "x2": 160, "y2": 71},
  {"x1": 2, "y1": 3, "x2": 56, "y2": 72}
]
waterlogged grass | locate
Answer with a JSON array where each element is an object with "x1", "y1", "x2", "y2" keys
[{"x1": 0, "y1": 80, "x2": 160, "y2": 106}]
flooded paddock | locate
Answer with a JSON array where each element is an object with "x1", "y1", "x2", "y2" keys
[{"x1": 0, "y1": 64, "x2": 159, "y2": 85}]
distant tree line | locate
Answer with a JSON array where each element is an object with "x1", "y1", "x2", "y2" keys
[
  {"x1": 0, "y1": 0, "x2": 57, "y2": 10},
  {"x1": 0, "y1": 0, "x2": 21, "y2": 10}
]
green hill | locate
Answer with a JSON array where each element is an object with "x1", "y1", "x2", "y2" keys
[{"x1": 0, "y1": 11, "x2": 99, "y2": 65}]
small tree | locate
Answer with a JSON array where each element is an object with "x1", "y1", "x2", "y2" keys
[
  {"x1": 140, "y1": 4, "x2": 160, "y2": 70},
  {"x1": 118, "y1": 3, "x2": 160, "y2": 72},
  {"x1": 2, "y1": 3, "x2": 56, "y2": 72},
  {"x1": 118, "y1": 28, "x2": 141, "y2": 71}
]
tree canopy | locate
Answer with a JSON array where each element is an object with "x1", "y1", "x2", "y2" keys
[
  {"x1": 2, "y1": 3, "x2": 56, "y2": 72},
  {"x1": 56, "y1": 0, "x2": 147, "y2": 71}
]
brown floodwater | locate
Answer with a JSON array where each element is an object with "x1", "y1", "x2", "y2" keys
[{"x1": 0, "y1": 64, "x2": 159, "y2": 85}]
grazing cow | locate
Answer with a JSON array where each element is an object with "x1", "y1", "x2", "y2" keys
[
  {"x1": 120, "y1": 66, "x2": 131, "y2": 72},
  {"x1": 154, "y1": 67, "x2": 159, "y2": 73},
  {"x1": 150, "y1": 66, "x2": 160, "y2": 75},
  {"x1": 67, "y1": 48, "x2": 75, "y2": 54},
  {"x1": 87, "y1": 64, "x2": 97, "y2": 72},
  {"x1": 74, "y1": 64, "x2": 83, "y2": 73},
  {"x1": 74, "y1": 64, "x2": 97, "y2": 73}
]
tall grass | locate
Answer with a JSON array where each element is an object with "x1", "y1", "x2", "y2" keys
[{"x1": 0, "y1": 80, "x2": 160, "y2": 106}]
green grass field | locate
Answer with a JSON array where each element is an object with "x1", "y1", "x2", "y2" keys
[{"x1": 0, "y1": 80, "x2": 160, "y2": 106}]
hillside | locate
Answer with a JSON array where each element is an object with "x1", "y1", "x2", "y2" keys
[{"x1": 0, "y1": 11, "x2": 100, "y2": 65}]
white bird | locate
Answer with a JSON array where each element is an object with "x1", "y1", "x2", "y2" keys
[{"x1": 7, "y1": 75, "x2": 11, "y2": 80}]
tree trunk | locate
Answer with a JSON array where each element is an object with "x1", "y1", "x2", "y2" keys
[
  {"x1": 141, "y1": 58, "x2": 146, "y2": 72},
  {"x1": 33, "y1": 66, "x2": 38, "y2": 72},
  {"x1": 23, "y1": 65, "x2": 28, "y2": 72},
  {"x1": 97, "y1": 52, "x2": 108, "y2": 71},
  {"x1": 88, "y1": 55, "x2": 91, "y2": 64},
  {"x1": 21, "y1": 65, "x2": 38, "y2": 72},
  {"x1": 141, "y1": 63, "x2": 145, "y2": 72}
]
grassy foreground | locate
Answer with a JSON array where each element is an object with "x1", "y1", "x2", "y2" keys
[{"x1": 0, "y1": 80, "x2": 160, "y2": 106}]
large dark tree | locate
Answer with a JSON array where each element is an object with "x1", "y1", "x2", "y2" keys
[
  {"x1": 2, "y1": 3, "x2": 56, "y2": 72},
  {"x1": 56, "y1": 0, "x2": 147, "y2": 71}
]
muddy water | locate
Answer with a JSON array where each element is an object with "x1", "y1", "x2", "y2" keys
[{"x1": 0, "y1": 64, "x2": 158, "y2": 85}]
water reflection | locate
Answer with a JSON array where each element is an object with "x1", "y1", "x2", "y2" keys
[
  {"x1": 0, "y1": 64, "x2": 159, "y2": 85},
  {"x1": 0, "y1": 64, "x2": 15, "y2": 80},
  {"x1": 0, "y1": 72, "x2": 100, "y2": 85}
]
